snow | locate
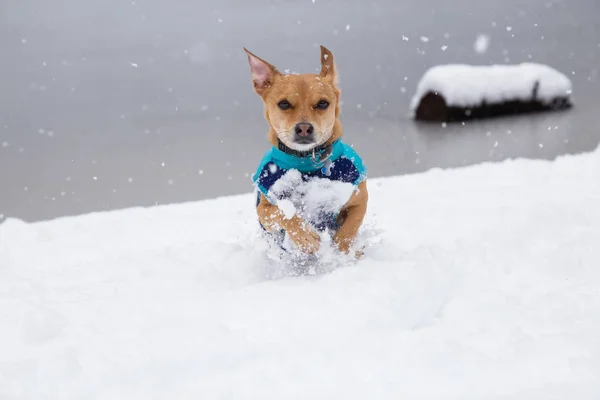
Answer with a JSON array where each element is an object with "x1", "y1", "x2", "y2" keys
[
  {"x1": 410, "y1": 63, "x2": 573, "y2": 111},
  {"x1": 1, "y1": 147, "x2": 600, "y2": 398},
  {"x1": 277, "y1": 199, "x2": 296, "y2": 219},
  {"x1": 474, "y1": 34, "x2": 490, "y2": 54},
  {"x1": 269, "y1": 169, "x2": 356, "y2": 227}
]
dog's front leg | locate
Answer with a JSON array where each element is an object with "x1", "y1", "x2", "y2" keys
[
  {"x1": 256, "y1": 193, "x2": 321, "y2": 253},
  {"x1": 334, "y1": 180, "x2": 369, "y2": 257}
]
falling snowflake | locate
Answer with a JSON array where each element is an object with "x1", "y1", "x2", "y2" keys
[
  {"x1": 420, "y1": 36, "x2": 429, "y2": 43},
  {"x1": 474, "y1": 34, "x2": 490, "y2": 54},
  {"x1": 441, "y1": 45, "x2": 448, "y2": 51}
]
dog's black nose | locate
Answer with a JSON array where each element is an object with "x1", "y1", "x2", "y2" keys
[{"x1": 294, "y1": 123, "x2": 314, "y2": 137}]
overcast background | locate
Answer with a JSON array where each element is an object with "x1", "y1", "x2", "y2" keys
[{"x1": 1, "y1": 0, "x2": 599, "y2": 222}]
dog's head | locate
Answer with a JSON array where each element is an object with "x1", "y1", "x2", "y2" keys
[{"x1": 244, "y1": 46, "x2": 341, "y2": 151}]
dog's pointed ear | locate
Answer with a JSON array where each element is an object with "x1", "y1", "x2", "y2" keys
[
  {"x1": 244, "y1": 48, "x2": 279, "y2": 95},
  {"x1": 319, "y1": 45, "x2": 338, "y2": 83}
]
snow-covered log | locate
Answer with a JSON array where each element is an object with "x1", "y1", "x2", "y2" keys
[{"x1": 410, "y1": 63, "x2": 573, "y2": 122}]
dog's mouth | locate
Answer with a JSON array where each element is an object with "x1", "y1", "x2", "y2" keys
[
  {"x1": 278, "y1": 127, "x2": 332, "y2": 152},
  {"x1": 294, "y1": 136, "x2": 316, "y2": 145}
]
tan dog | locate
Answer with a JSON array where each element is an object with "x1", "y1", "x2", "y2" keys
[{"x1": 245, "y1": 45, "x2": 368, "y2": 258}]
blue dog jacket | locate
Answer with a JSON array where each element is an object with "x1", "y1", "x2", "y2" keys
[{"x1": 252, "y1": 140, "x2": 367, "y2": 237}]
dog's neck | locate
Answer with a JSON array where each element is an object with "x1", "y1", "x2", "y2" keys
[{"x1": 276, "y1": 140, "x2": 334, "y2": 158}]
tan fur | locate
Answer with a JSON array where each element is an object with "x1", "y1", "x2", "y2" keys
[{"x1": 245, "y1": 46, "x2": 368, "y2": 258}]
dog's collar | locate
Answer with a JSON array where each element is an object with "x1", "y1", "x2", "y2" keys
[
  {"x1": 270, "y1": 140, "x2": 345, "y2": 173},
  {"x1": 277, "y1": 140, "x2": 335, "y2": 158}
]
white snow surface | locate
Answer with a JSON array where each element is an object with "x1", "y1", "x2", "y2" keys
[
  {"x1": 410, "y1": 63, "x2": 572, "y2": 111},
  {"x1": 1, "y1": 147, "x2": 600, "y2": 399}
]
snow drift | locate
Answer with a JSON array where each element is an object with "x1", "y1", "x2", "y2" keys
[{"x1": 1, "y1": 146, "x2": 599, "y2": 399}]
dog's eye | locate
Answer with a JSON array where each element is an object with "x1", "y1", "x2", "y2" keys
[
  {"x1": 315, "y1": 100, "x2": 329, "y2": 110},
  {"x1": 278, "y1": 100, "x2": 292, "y2": 110}
]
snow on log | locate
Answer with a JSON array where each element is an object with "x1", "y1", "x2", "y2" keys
[{"x1": 410, "y1": 63, "x2": 573, "y2": 122}]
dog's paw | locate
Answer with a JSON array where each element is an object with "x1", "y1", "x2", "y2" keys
[
  {"x1": 334, "y1": 234, "x2": 365, "y2": 260},
  {"x1": 333, "y1": 234, "x2": 352, "y2": 254},
  {"x1": 354, "y1": 248, "x2": 365, "y2": 260},
  {"x1": 288, "y1": 225, "x2": 321, "y2": 254}
]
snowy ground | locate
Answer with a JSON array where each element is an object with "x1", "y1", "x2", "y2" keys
[{"x1": 1, "y1": 146, "x2": 599, "y2": 399}]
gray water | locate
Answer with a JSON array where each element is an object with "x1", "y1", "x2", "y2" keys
[{"x1": 1, "y1": 0, "x2": 599, "y2": 222}]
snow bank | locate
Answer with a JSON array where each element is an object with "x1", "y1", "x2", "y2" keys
[
  {"x1": 410, "y1": 63, "x2": 573, "y2": 111},
  {"x1": 1, "y1": 147, "x2": 599, "y2": 398}
]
